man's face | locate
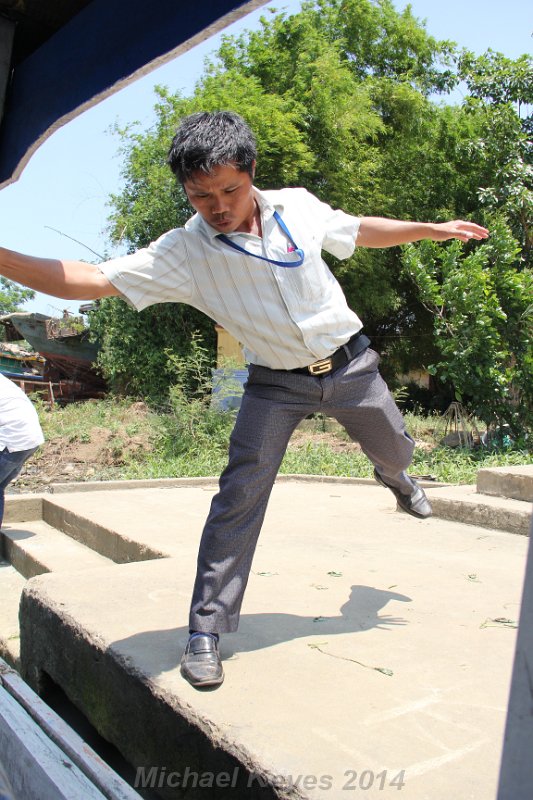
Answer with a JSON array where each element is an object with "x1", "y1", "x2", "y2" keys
[{"x1": 183, "y1": 162, "x2": 256, "y2": 234}]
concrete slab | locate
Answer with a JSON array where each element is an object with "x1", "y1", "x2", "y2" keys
[
  {"x1": 477, "y1": 465, "x2": 533, "y2": 503},
  {"x1": 16, "y1": 481, "x2": 529, "y2": 800},
  {"x1": 36, "y1": 480, "x2": 462, "y2": 560},
  {"x1": 1, "y1": 520, "x2": 114, "y2": 579},
  {"x1": 41, "y1": 482, "x2": 219, "y2": 560},
  {"x1": 0, "y1": 562, "x2": 25, "y2": 668},
  {"x1": 40, "y1": 499, "x2": 166, "y2": 563},
  {"x1": 3, "y1": 492, "x2": 43, "y2": 523},
  {"x1": 425, "y1": 484, "x2": 532, "y2": 535}
]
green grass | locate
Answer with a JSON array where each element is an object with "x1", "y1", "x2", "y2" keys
[
  {"x1": 277, "y1": 440, "x2": 532, "y2": 484},
  {"x1": 280, "y1": 443, "x2": 373, "y2": 478},
  {"x1": 35, "y1": 397, "x2": 159, "y2": 441},
  {"x1": 35, "y1": 397, "x2": 532, "y2": 485}
]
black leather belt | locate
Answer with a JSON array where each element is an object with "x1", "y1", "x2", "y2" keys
[{"x1": 290, "y1": 331, "x2": 370, "y2": 377}]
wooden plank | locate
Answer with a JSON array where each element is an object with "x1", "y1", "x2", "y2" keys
[
  {"x1": 0, "y1": 658, "x2": 141, "y2": 799},
  {"x1": 0, "y1": 679, "x2": 106, "y2": 800}
]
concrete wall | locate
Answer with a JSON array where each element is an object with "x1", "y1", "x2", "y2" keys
[{"x1": 497, "y1": 516, "x2": 533, "y2": 798}]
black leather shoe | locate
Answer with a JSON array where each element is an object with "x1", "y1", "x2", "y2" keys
[
  {"x1": 374, "y1": 469, "x2": 432, "y2": 519},
  {"x1": 181, "y1": 633, "x2": 224, "y2": 688}
]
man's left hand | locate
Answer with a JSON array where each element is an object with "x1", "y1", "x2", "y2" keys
[{"x1": 429, "y1": 220, "x2": 489, "y2": 243}]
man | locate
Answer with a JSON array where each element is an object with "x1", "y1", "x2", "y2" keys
[
  {"x1": 0, "y1": 374, "x2": 44, "y2": 526},
  {"x1": 0, "y1": 111, "x2": 488, "y2": 688}
]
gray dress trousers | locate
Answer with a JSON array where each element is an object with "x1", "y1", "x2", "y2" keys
[{"x1": 189, "y1": 347, "x2": 415, "y2": 633}]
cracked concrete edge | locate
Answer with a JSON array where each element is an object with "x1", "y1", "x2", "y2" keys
[
  {"x1": 18, "y1": 579, "x2": 304, "y2": 800},
  {"x1": 0, "y1": 637, "x2": 20, "y2": 673}
]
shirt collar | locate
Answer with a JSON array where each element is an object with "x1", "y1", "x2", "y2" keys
[{"x1": 184, "y1": 187, "x2": 281, "y2": 241}]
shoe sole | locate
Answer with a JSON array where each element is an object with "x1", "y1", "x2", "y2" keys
[
  {"x1": 395, "y1": 501, "x2": 431, "y2": 520},
  {"x1": 180, "y1": 663, "x2": 224, "y2": 688},
  {"x1": 182, "y1": 673, "x2": 224, "y2": 688},
  {"x1": 374, "y1": 470, "x2": 431, "y2": 519}
]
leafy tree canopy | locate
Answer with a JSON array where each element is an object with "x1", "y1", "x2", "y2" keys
[
  {"x1": 91, "y1": 0, "x2": 532, "y2": 434},
  {"x1": 402, "y1": 218, "x2": 532, "y2": 436},
  {"x1": 0, "y1": 278, "x2": 34, "y2": 316}
]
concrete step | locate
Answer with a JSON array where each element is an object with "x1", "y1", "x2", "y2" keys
[
  {"x1": 426, "y1": 484, "x2": 532, "y2": 535},
  {"x1": 0, "y1": 562, "x2": 26, "y2": 670},
  {"x1": 3, "y1": 490, "x2": 169, "y2": 564},
  {"x1": 0, "y1": 493, "x2": 169, "y2": 676},
  {"x1": 477, "y1": 466, "x2": 533, "y2": 503},
  {"x1": 1, "y1": 520, "x2": 113, "y2": 579},
  {"x1": 14, "y1": 480, "x2": 530, "y2": 800},
  {"x1": 41, "y1": 497, "x2": 167, "y2": 564}
]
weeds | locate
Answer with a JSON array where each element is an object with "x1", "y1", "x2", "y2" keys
[{"x1": 33, "y1": 394, "x2": 531, "y2": 485}]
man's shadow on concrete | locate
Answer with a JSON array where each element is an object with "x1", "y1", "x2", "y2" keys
[
  {"x1": 112, "y1": 584, "x2": 411, "y2": 673},
  {"x1": 234, "y1": 583, "x2": 411, "y2": 651}
]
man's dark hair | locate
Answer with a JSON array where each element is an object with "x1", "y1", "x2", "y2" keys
[{"x1": 167, "y1": 111, "x2": 257, "y2": 184}]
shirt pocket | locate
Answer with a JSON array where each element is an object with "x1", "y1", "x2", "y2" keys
[{"x1": 276, "y1": 236, "x2": 329, "y2": 304}]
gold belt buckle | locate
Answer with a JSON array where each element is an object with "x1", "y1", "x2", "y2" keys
[{"x1": 308, "y1": 357, "x2": 333, "y2": 376}]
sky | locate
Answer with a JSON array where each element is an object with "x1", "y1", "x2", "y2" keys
[{"x1": 0, "y1": 0, "x2": 531, "y2": 316}]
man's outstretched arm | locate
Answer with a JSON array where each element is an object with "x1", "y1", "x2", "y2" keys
[
  {"x1": 0, "y1": 247, "x2": 119, "y2": 300},
  {"x1": 356, "y1": 218, "x2": 489, "y2": 248}
]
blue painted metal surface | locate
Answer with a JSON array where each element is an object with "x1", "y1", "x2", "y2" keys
[{"x1": 0, "y1": 0, "x2": 265, "y2": 188}]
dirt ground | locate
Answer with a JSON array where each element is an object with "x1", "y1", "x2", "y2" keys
[{"x1": 11, "y1": 423, "x2": 153, "y2": 493}]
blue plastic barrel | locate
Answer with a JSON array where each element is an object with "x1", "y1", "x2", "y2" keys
[{"x1": 211, "y1": 368, "x2": 249, "y2": 411}]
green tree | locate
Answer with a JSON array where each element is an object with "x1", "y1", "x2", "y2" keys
[
  {"x1": 93, "y1": 0, "x2": 531, "y2": 414},
  {"x1": 212, "y1": 1, "x2": 494, "y2": 380},
  {"x1": 398, "y1": 50, "x2": 533, "y2": 435},
  {"x1": 91, "y1": 93, "x2": 215, "y2": 402},
  {"x1": 0, "y1": 278, "x2": 34, "y2": 315},
  {"x1": 402, "y1": 218, "x2": 532, "y2": 437},
  {"x1": 94, "y1": 0, "x2": 459, "y2": 397},
  {"x1": 457, "y1": 50, "x2": 533, "y2": 255}
]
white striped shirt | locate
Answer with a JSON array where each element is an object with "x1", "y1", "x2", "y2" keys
[{"x1": 100, "y1": 187, "x2": 362, "y2": 370}]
